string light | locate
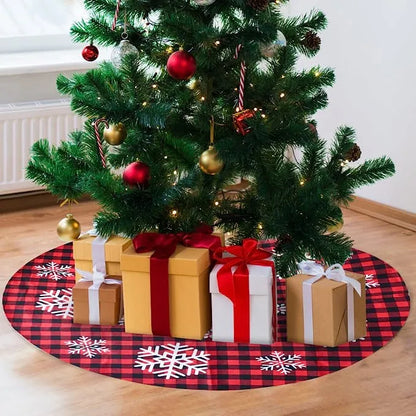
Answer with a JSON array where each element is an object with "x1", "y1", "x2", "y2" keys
[
  {"x1": 300, "y1": 179, "x2": 306, "y2": 186},
  {"x1": 258, "y1": 223, "x2": 263, "y2": 230},
  {"x1": 173, "y1": 170, "x2": 178, "y2": 175},
  {"x1": 280, "y1": 92, "x2": 285, "y2": 98},
  {"x1": 166, "y1": 46, "x2": 173, "y2": 53},
  {"x1": 253, "y1": 107, "x2": 258, "y2": 111},
  {"x1": 142, "y1": 101, "x2": 148, "y2": 106},
  {"x1": 281, "y1": 74, "x2": 285, "y2": 79},
  {"x1": 152, "y1": 84, "x2": 158, "y2": 89},
  {"x1": 200, "y1": 96, "x2": 206, "y2": 101},
  {"x1": 261, "y1": 114, "x2": 267, "y2": 119},
  {"x1": 170, "y1": 209, "x2": 178, "y2": 217},
  {"x1": 314, "y1": 71, "x2": 321, "y2": 77},
  {"x1": 214, "y1": 40, "x2": 221, "y2": 46},
  {"x1": 214, "y1": 201, "x2": 220, "y2": 206},
  {"x1": 164, "y1": 155, "x2": 168, "y2": 159}
]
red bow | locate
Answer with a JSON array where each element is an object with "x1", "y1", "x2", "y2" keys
[
  {"x1": 213, "y1": 238, "x2": 275, "y2": 343},
  {"x1": 133, "y1": 227, "x2": 221, "y2": 337}
]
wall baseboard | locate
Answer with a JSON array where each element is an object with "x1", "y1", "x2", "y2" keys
[
  {"x1": 0, "y1": 191, "x2": 58, "y2": 214},
  {"x1": 0, "y1": 191, "x2": 90, "y2": 214},
  {"x1": 2, "y1": 191, "x2": 415, "y2": 233},
  {"x1": 347, "y1": 196, "x2": 416, "y2": 232}
]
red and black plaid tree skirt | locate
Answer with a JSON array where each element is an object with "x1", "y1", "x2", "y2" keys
[{"x1": 2, "y1": 244, "x2": 410, "y2": 390}]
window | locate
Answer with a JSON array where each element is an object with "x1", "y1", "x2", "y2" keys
[{"x1": 1, "y1": 0, "x2": 86, "y2": 53}]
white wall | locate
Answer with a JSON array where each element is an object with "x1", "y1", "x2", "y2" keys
[{"x1": 287, "y1": 0, "x2": 416, "y2": 213}]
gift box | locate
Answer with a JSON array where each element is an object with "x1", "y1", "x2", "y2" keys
[
  {"x1": 121, "y1": 244, "x2": 211, "y2": 339},
  {"x1": 73, "y1": 235, "x2": 132, "y2": 281},
  {"x1": 286, "y1": 261, "x2": 366, "y2": 347},
  {"x1": 72, "y1": 274, "x2": 122, "y2": 325},
  {"x1": 120, "y1": 230, "x2": 223, "y2": 340},
  {"x1": 209, "y1": 239, "x2": 277, "y2": 344}
]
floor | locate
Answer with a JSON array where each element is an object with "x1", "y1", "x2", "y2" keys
[{"x1": 0, "y1": 201, "x2": 415, "y2": 416}]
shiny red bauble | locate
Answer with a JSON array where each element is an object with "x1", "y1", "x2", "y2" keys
[
  {"x1": 82, "y1": 44, "x2": 99, "y2": 62},
  {"x1": 123, "y1": 161, "x2": 150, "y2": 187},
  {"x1": 166, "y1": 50, "x2": 197, "y2": 80}
]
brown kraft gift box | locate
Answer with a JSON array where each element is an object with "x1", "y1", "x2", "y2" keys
[
  {"x1": 72, "y1": 280, "x2": 122, "y2": 325},
  {"x1": 120, "y1": 244, "x2": 213, "y2": 340},
  {"x1": 286, "y1": 271, "x2": 366, "y2": 347},
  {"x1": 73, "y1": 235, "x2": 131, "y2": 281}
]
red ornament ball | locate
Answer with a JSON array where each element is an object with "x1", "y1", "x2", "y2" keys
[
  {"x1": 166, "y1": 50, "x2": 197, "y2": 80},
  {"x1": 82, "y1": 44, "x2": 99, "y2": 62},
  {"x1": 123, "y1": 161, "x2": 150, "y2": 187}
]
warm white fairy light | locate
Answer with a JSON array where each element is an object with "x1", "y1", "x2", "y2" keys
[
  {"x1": 214, "y1": 201, "x2": 220, "y2": 206},
  {"x1": 314, "y1": 71, "x2": 321, "y2": 77},
  {"x1": 142, "y1": 101, "x2": 148, "y2": 106},
  {"x1": 170, "y1": 209, "x2": 178, "y2": 217},
  {"x1": 280, "y1": 92, "x2": 285, "y2": 98},
  {"x1": 152, "y1": 84, "x2": 158, "y2": 89},
  {"x1": 164, "y1": 155, "x2": 168, "y2": 159},
  {"x1": 200, "y1": 96, "x2": 206, "y2": 101},
  {"x1": 261, "y1": 114, "x2": 267, "y2": 119},
  {"x1": 214, "y1": 40, "x2": 221, "y2": 46},
  {"x1": 300, "y1": 179, "x2": 305, "y2": 186}
]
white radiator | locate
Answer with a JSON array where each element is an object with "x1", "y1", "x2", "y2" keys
[{"x1": 0, "y1": 99, "x2": 84, "y2": 195}]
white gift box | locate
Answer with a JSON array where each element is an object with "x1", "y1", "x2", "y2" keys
[{"x1": 209, "y1": 262, "x2": 276, "y2": 344}]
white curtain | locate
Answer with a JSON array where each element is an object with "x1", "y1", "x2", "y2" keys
[{"x1": 1, "y1": 0, "x2": 85, "y2": 37}]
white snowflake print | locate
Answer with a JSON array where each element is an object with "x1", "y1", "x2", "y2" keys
[
  {"x1": 351, "y1": 337, "x2": 366, "y2": 342},
  {"x1": 257, "y1": 351, "x2": 306, "y2": 374},
  {"x1": 35, "y1": 262, "x2": 73, "y2": 281},
  {"x1": 365, "y1": 274, "x2": 380, "y2": 289},
  {"x1": 276, "y1": 303, "x2": 286, "y2": 315},
  {"x1": 203, "y1": 329, "x2": 212, "y2": 340},
  {"x1": 35, "y1": 288, "x2": 73, "y2": 318},
  {"x1": 134, "y1": 342, "x2": 210, "y2": 380},
  {"x1": 66, "y1": 336, "x2": 110, "y2": 358}
]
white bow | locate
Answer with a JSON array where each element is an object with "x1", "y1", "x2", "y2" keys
[{"x1": 298, "y1": 260, "x2": 361, "y2": 296}]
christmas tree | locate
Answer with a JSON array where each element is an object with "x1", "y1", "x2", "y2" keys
[{"x1": 26, "y1": 0, "x2": 394, "y2": 276}]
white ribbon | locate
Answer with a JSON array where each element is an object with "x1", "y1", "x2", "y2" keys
[
  {"x1": 298, "y1": 261, "x2": 362, "y2": 344},
  {"x1": 76, "y1": 267, "x2": 121, "y2": 325}
]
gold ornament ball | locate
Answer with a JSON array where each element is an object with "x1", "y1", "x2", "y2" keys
[
  {"x1": 327, "y1": 218, "x2": 344, "y2": 233},
  {"x1": 57, "y1": 214, "x2": 81, "y2": 242},
  {"x1": 103, "y1": 123, "x2": 127, "y2": 146},
  {"x1": 199, "y1": 145, "x2": 224, "y2": 175}
]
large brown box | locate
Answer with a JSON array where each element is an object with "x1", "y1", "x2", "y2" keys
[
  {"x1": 73, "y1": 235, "x2": 131, "y2": 281},
  {"x1": 72, "y1": 280, "x2": 122, "y2": 325},
  {"x1": 286, "y1": 271, "x2": 366, "y2": 347},
  {"x1": 120, "y1": 244, "x2": 212, "y2": 340}
]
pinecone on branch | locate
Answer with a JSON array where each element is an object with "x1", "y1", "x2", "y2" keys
[
  {"x1": 344, "y1": 144, "x2": 362, "y2": 162},
  {"x1": 247, "y1": 0, "x2": 269, "y2": 11},
  {"x1": 302, "y1": 31, "x2": 321, "y2": 51}
]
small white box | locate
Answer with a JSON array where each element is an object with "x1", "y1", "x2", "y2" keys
[{"x1": 209, "y1": 262, "x2": 276, "y2": 344}]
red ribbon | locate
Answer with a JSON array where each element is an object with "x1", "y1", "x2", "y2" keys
[
  {"x1": 133, "y1": 227, "x2": 221, "y2": 337},
  {"x1": 213, "y1": 239, "x2": 276, "y2": 343}
]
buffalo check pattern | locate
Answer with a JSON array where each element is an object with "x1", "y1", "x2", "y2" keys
[{"x1": 2, "y1": 243, "x2": 410, "y2": 390}]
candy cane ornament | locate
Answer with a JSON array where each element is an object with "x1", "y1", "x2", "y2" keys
[
  {"x1": 111, "y1": 0, "x2": 122, "y2": 31},
  {"x1": 234, "y1": 44, "x2": 246, "y2": 111},
  {"x1": 233, "y1": 44, "x2": 255, "y2": 135},
  {"x1": 93, "y1": 118, "x2": 109, "y2": 168}
]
